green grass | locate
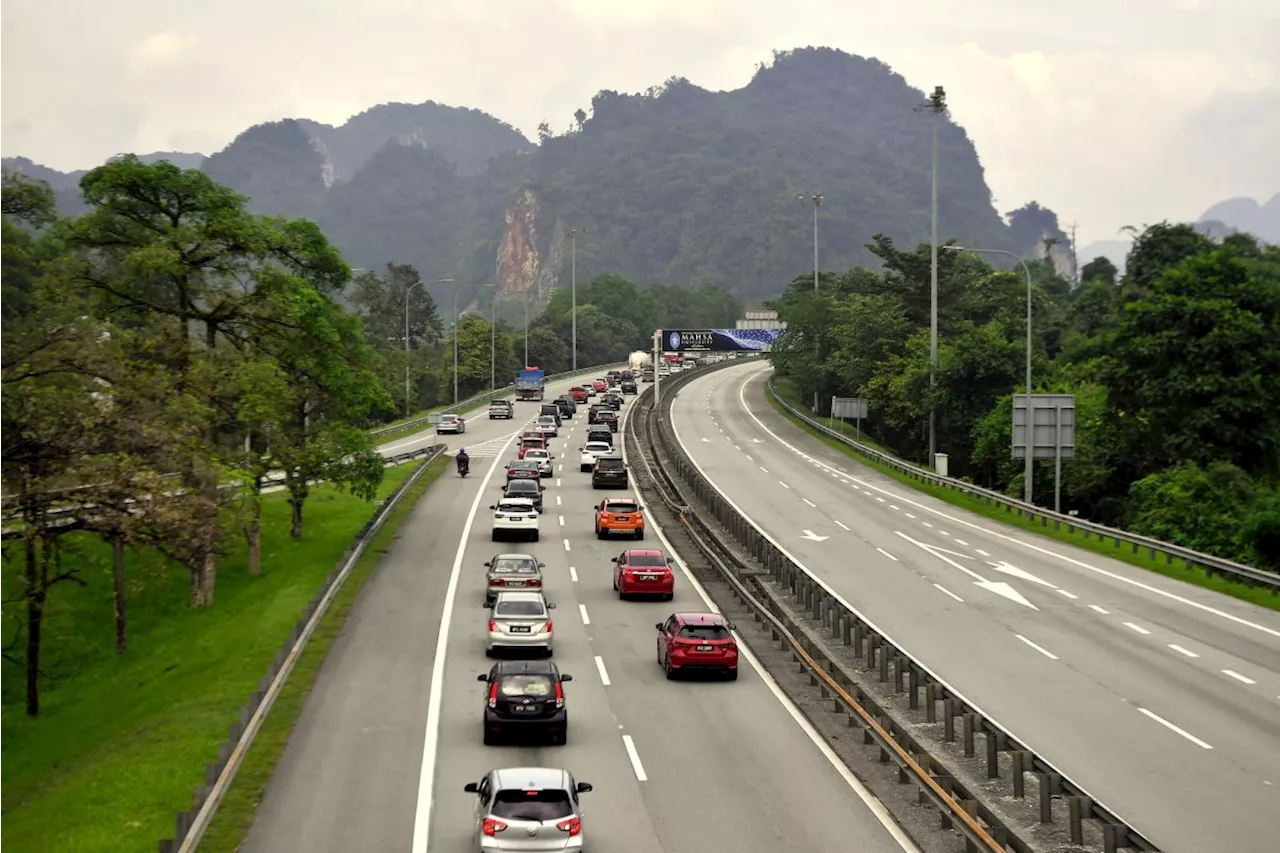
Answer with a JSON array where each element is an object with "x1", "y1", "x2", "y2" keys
[
  {"x1": 0, "y1": 463, "x2": 419, "y2": 853},
  {"x1": 764, "y1": 379, "x2": 1280, "y2": 611},
  {"x1": 199, "y1": 455, "x2": 447, "y2": 852}
]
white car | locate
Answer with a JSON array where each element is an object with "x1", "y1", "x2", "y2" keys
[
  {"x1": 485, "y1": 590, "x2": 556, "y2": 655},
  {"x1": 490, "y1": 498, "x2": 540, "y2": 542},
  {"x1": 585, "y1": 386, "x2": 598, "y2": 397},
  {"x1": 436, "y1": 413, "x2": 466, "y2": 434},
  {"x1": 579, "y1": 441, "x2": 613, "y2": 472},
  {"x1": 523, "y1": 448, "x2": 554, "y2": 477},
  {"x1": 535, "y1": 414, "x2": 559, "y2": 437}
]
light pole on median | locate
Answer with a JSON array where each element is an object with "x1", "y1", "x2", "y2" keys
[
  {"x1": 799, "y1": 192, "x2": 823, "y2": 410},
  {"x1": 944, "y1": 245, "x2": 1035, "y2": 504},
  {"x1": 567, "y1": 228, "x2": 582, "y2": 371},
  {"x1": 916, "y1": 86, "x2": 947, "y2": 468},
  {"x1": 490, "y1": 289, "x2": 497, "y2": 391},
  {"x1": 523, "y1": 285, "x2": 532, "y2": 367},
  {"x1": 451, "y1": 282, "x2": 495, "y2": 406}
]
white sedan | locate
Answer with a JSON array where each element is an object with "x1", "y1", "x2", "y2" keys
[
  {"x1": 490, "y1": 498, "x2": 540, "y2": 542},
  {"x1": 436, "y1": 413, "x2": 466, "y2": 434},
  {"x1": 522, "y1": 448, "x2": 554, "y2": 477},
  {"x1": 579, "y1": 441, "x2": 613, "y2": 472}
]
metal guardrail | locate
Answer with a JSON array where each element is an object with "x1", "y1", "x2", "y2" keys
[
  {"x1": 644, "y1": 362, "x2": 1160, "y2": 853},
  {"x1": 158, "y1": 445, "x2": 448, "y2": 853},
  {"x1": 766, "y1": 376, "x2": 1280, "y2": 592},
  {"x1": 367, "y1": 360, "x2": 630, "y2": 439}
]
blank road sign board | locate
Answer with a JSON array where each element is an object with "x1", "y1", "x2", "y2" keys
[
  {"x1": 831, "y1": 397, "x2": 868, "y2": 420},
  {"x1": 1012, "y1": 394, "x2": 1075, "y2": 460}
]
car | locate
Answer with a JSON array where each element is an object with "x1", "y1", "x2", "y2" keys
[
  {"x1": 642, "y1": 370, "x2": 654, "y2": 383},
  {"x1": 505, "y1": 458, "x2": 541, "y2": 482},
  {"x1": 590, "y1": 455, "x2": 628, "y2": 489},
  {"x1": 578, "y1": 441, "x2": 613, "y2": 472},
  {"x1": 620, "y1": 379, "x2": 638, "y2": 394},
  {"x1": 502, "y1": 477, "x2": 544, "y2": 513},
  {"x1": 585, "y1": 385, "x2": 598, "y2": 397},
  {"x1": 490, "y1": 498, "x2": 539, "y2": 542},
  {"x1": 484, "y1": 590, "x2": 556, "y2": 656},
  {"x1": 477, "y1": 660, "x2": 572, "y2": 745},
  {"x1": 600, "y1": 393, "x2": 622, "y2": 410},
  {"x1": 587, "y1": 405, "x2": 603, "y2": 424},
  {"x1": 595, "y1": 410, "x2": 618, "y2": 432},
  {"x1": 569, "y1": 386, "x2": 589, "y2": 403},
  {"x1": 535, "y1": 415, "x2": 559, "y2": 437},
  {"x1": 612, "y1": 548, "x2": 674, "y2": 600},
  {"x1": 554, "y1": 396, "x2": 576, "y2": 418},
  {"x1": 462, "y1": 768, "x2": 592, "y2": 850},
  {"x1": 538, "y1": 404, "x2": 562, "y2": 426},
  {"x1": 585, "y1": 426, "x2": 613, "y2": 448},
  {"x1": 595, "y1": 497, "x2": 643, "y2": 539},
  {"x1": 488, "y1": 400, "x2": 514, "y2": 419},
  {"x1": 522, "y1": 448, "x2": 554, "y2": 477},
  {"x1": 436, "y1": 413, "x2": 466, "y2": 434},
  {"x1": 483, "y1": 553, "x2": 544, "y2": 604},
  {"x1": 592, "y1": 379, "x2": 607, "y2": 392},
  {"x1": 518, "y1": 434, "x2": 548, "y2": 459},
  {"x1": 656, "y1": 612, "x2": 739, "y2": 680}
]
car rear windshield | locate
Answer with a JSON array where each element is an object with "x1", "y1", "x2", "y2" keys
[
  {"x1": 521, "y1": 437, "x2": 543, "y2": 445},
  {"x1": 678, "y1": 624, "x2": 732, "y2": 640},
  {"x1": 586, "y1": 443, "x2": 611, "y2": 452},
  {"x1": 495, "y1": 600, "x2": 546, "y2": 617},
  {"x1": 498, "y1": 674, "x2": 554, "y2": 698},
  {"x1": 605, "y1": 502, "x2": 638, "y2": 514},
  {"x1": 491, "y1": 559, "x2": 537, "y2": 574},
  {"x1": 508, "y1": 480, "x2": 538, "y2": 492},
  {"x1": 491, "y1": 789, "x2": 573, "y2": 820},
  {"x1": 509, "y1": 461, "x2": 536, "y2": 470},
  {"x1": 627, "y1": 553, "x2": 667, "y2": 567},
  {"x1": 538, "y1": 416, "x2": 556, "y2": 423},
  {"x1": 597, "y1": 458, "x2": 624, "y2": 470},
  {"x1": 599, "y1": 411, "x2": 616, "y2": 419},
  {"x1": 497, "y1": 503, "x2": 531, "y2": 514}
]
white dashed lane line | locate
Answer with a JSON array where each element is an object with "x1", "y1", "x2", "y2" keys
[
  {"x1": 622, "y1": 735, "x2": 648, "y2": 781},
  {"x1": 556, "y1": 495, "x2": 562, "y2": 506},
  {"x1": 778, "y1": 481, "x2": 790, "y2": 490},
  {"x1": 802, "y1": 498, "x2": 816, "y2": 507},
  {"x1": 1055, "y1": 589, "x2": 1079, "y2": 600},
  {"x1": 563, "y1": 538, "x2": 571, "y2": 552},
  {"x1": 1015, "y1": 634, "x2": 1060, "y2": 660},
  {"x1": 1089, "y1": 605, "x2": 1110, "y2": 614},
  {"x1": 578, "y1": 604, "x2": 591, "y2": 625},
  {"x1": 1138, "y1": 708, "x2": 1213, "y2": 749},
  {"x1": 1124, "y1": 622, "x2": 1152, "y2": 635},
  {"x1": 1223, "y1": 670, "x2": 1257, "y2": 685},
  {"x1": 569, "y1": 566, "x2": 579, "y2": 583},
  {"x1": 875, "y1": 547, "x2": 898, "y2": 561},
  {"x1": 1167, "y1": 644, "x2": 1198, "y2": 657},
  {"x1": 594, "y1": 655, "x2": 611, "y2": 686},
  {"x1": 835, "y1": 520, "x2": 850, "y2": 531},
  {"x1": 934, "y1": 584, "x2": 964, "y2": 602}
]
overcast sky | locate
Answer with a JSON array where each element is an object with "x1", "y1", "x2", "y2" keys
[{"x1": 2, "y1": 0, "x2": 1276, "y2": 245}]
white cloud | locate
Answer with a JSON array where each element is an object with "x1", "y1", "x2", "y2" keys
[{"x1": 128, "y1": 32, "x2": 200, "y2": 75}]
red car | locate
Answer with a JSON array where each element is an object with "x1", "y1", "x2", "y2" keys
[
  {"x1": 592, "y1": 379, "x2": 607, "y2": 392},
  {"x1": 518, "y1": 434, "x2": 547, "y2": 459},
  {"x1": 655, "y1": 612, "x2": 739, "y2": 680},
  {"x1": 611, "y1": 549, "x2": 674, "y2": 600},
  {"x1": 569, "y1": 386, "x2": 589, "y2": 402}
]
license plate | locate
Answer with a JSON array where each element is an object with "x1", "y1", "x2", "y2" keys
[
  {"x1": 513, "y1": 704, "x2": 538, "y2": 713},
  {"x1": 507, "y1": 581, "x2": 525, "y2": 587},
  {"x1": 640, "y1": 574, "x2": 657, "y2": 580},
  {"x1": 696, "y1": 645, "x2": 713, "y2": 652},
  {"x1": 509, "y1": 626, "x2": 531, "y2": 633},
  {"x1": 616, "y1": 516, "x2": 629, "y2": 521}
]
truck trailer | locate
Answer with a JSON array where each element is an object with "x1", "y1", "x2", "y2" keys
[{"x1": 515, "y1": 366, "x2": 545, "y2": 401}]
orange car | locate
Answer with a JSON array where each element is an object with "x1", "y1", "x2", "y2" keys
[{"x1": 594, "y1": 497, "x2": 644, "y2": 539}]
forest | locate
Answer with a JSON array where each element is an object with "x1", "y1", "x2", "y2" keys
[{"x1": 767, "y1": 228, "x2": 1280, "y2": 569}]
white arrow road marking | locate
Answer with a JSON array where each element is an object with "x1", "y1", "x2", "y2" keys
[
  {"x1": 895, "y1": 531, "x2": 1039, "y2": 610},
  {"x1": 801, "y1": 529, "x2": 830, "y2": 542},
  {"x1": 987, "y1": 560, "x2": 1059, "y2": 588}
]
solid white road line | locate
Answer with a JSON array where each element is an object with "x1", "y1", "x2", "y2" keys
[
  {"x1": 411, "y1": 427, "x2": 519, "y2": 853},
  {"x1": 622, "y1": 735, "x2": 648, "y2": 782},
  {"x1": 1123, "y1": 622, "x2": 1152, "y2": 635},
  {"x1": 1015, "y1": 634, "x2": 1060, "y2": 660},
  {"x1": 876, "y1": 547, "x2": 898, "y2": 561},
  {"x1": 934, "y1": 584, "x2": 965, "y2": 602},
  {"x1": 1168, "y1": 644, "x2": 1198, "y2": 658},
  {"x1": 1223, "y1": 669, "x2": 1257, "y2": 685},
  {"x1": 1137, "y1": 707, "x2": 1214, "y2": 749},
  {"x1": 594, "y1": 655, "x2": 611, "y2": 686},
  {"x1": 569, "y1": 565, "x2": 578, "y2": 583},
  {"x1": 1089, "y1": 604, "x2": 1110, "y2": 614},
  {"x1": 578, "y1": 604, "x2": 591, "y2": 625}
]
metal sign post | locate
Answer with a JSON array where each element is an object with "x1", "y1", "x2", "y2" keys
[
  {"x1": 830, "y1": 397, "x2": 869, "y2": 440},
  {"x1": 652, "y1": 331, "x2": 661, "y2": 410},
  {"x1": 1012, "y1": 394, "x2": 1076, "y2": 511}
]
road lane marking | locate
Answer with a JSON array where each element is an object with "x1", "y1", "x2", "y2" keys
[
  {"x1": 559, "y1": 515, "x2": 565, "y2": 527},
  {"x1": 760, "y1": 466, "x2": 769, "y2": 473},
  {"x1": 953, "y1": 538, "x2": 968, "y2": 546},
  {"x1": 1223, "y1": 669, "x2": 1256, "y2": 685},
  {"x1": 889, "y1": 504, "x2": 900, "y2": 510},
  {"x1": 1015, "y1": 634, "x2": 1059, "y2": 660},
  {"x1": 569, "y1": 566, "x2": 578, "y2": 583},
  {"x1": 1137, "y1": 708, "x2": 1213, "y2": 749},
  {"x1": 1123, "y1": 622, "x2": 1151, "y2": 635},
  {"x1": 1168, "y1": 644, "x2": 1198, "y2": 658},
  {"x1": 975, "y1": 549, "x2": 990, "y2": 556},
  {"x1": 875, "y1": 496, "x2": 886, "y2": 503},
  {"x1": 923, "y1": 522, "x2": 934, "y2": 528},
  {"x1": 556, "y1": 478, "x2": 562, "y2": 487},
  {"x1": 1055, "y1": 589, "x2": 1079, "y2": 599},
  {"x1": 579, "y1": 604, "x2": 591, "y2": 625},
  {"x1": 563, "y1": 538, "x2": 571, "y2": 552},
  {"x1": 594, "y1": 655, "x2": 611, "y2": 685},
  {"x1": 734, "y1": 443, "x2": 741, "y2": 450},
  {"x1": 803, "y1": 498, "x2": 816, "y2": 507},
  {"x1": 835, "y1": 520, "x2": 850, "y2": 530},
  {"x1": 905, "y1": 512, "x2": 916, "y2": 519},
  {"x1": 934, "y1": 584, "x2": 964, "y2": 602},
  {"x1": 876, "y1": 547, "x2": 898, "y2": 561},
  {"x1": 556, "y1": 494, "x2": 562, "y2": 506},
  {"x1": 745, "y1": 455, "x2": 753, "y2": 462},
  {"x1": 622, "y1": 735, "x2": 648, "y2": 781},
  {"x1": 1089, "y1": 604, "x2": 1110, "y2": 614},
  {"x1": 779, "y1": 480, "x2": 791, "y2": 489}
]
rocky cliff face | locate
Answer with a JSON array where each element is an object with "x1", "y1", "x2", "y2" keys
[{"x1": 495, "y1": 186, "x2": 564, "y2": 307}]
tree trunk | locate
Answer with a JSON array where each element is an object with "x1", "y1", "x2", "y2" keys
[
  {"x1": 24, "y1": 536, "x2": 42, "y2": 717},
  {"x1": 112, "y1": 535, "x2": 128, "y2": 653},
  {"x1": 199, "y1": 551, "x2": 218, "y2": 606},
  {"x1": 246, "y1": 499, "x2": 262, "y2": 576},
  {"x1": 290, "y1": 497, "x2": 303, "y2": 540}
]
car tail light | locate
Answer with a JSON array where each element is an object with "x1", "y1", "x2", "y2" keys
[
  {"x1": 482, "y1": 818, "x2": 508, "y2": 836},
  {"x1": 488, "y1": 619, "x2": 497, "y2": 632},
  {"x1": 554, "y1": 679, "x2": 565, "y2": 709},
  {"x1": 543, "y1": 620, "x2": 553, "y2": 633},
  {"x1": 488, "y1": 681, "x2": 498, "y2": 709},
  {"x1": 528, "y1": 577, "x2": 541, "y2": 586},
  {"x1": 556, "y1": 817, "x2": 581, "y2": 836},
  {"x1": 491, "y1": 578, "x2": 505, "y2": 586}
]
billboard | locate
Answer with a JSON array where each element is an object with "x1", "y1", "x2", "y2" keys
[{"x1": 658, "y1": 328, "x2": 786, "y2": 352}]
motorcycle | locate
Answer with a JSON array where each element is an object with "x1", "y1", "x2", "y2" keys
[{"x1": 457, "y1": 455, "x2": 470, "y2": 478}]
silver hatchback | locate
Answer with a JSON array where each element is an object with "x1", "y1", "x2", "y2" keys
[
  {"x1": 464, "y1": 767, "x2": 592, "y2": 852},
  {"x1": 485, "y1": 591, "x2": 556, "y2": 656},
  {"x1": 484, "y1": 553, "x2": 545, "y2": 604}
]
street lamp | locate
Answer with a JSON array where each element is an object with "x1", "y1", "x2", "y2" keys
[
  {"x1": 799, "y1": 192, "x2": 823, "y2": 409},
  {"x1": 490, "y1": 289, "x2": 497, "y2": 391},
  {"x1": 451, "y1": 282, "x2": 495, "y2": 406},
  {"x1": 405, "y1": 277, "x2": 454, "y2": 419},
  {"x1": 566, "y1": 228, "x2": 583, "y2": 371},
  {"x1": 944, "y1": 245, "x2": 1035, "y2": 503},
  {"x1": 523, "y1": 285, "x2": 532, "y2": 367},
  {"x1": 916, "y1": 85, "x2": 947, "y2": 466}
]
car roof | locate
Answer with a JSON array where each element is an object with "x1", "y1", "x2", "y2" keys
[
  {"x1": 491, "y1": 767, "x2": 572, "y2": 791},
  {"x1": 508, "y1": 458, "x2": 537, "y2": 466},
  {"x1": 585, "y1": 441, "x2": 611, "y2": 448},
  {"x1": 674, "y1": 612, "x2": 726, "y2": 625},
  {"x1": 603, "y1": 496, "x2": 638, "y2": 503},
  {"x1": 624, "y1": 548, "x2": 666, "y2": 558},
  {"x1": 493, "y1": 590, "x2": 547, "y2": 603},
  {"x1": 498, "y1": 497, "x2": 536, "y2": 506},
  {"x1": 489, "y1": 659, "x2": 559, "y2": 677},
  {"x1": 506, "y1": 478, "x2": 539, "y2": 488},
  {"x1": 491, "y1": 552, "x2": 537, "y2": 562}
]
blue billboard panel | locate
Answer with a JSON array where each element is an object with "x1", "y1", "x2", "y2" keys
[{"x1": 659, "y1": 328, "x2": 786, "y2": 352}]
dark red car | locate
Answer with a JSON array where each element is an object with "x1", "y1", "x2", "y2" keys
[
  {"x1": 611, "y1": 549, "x2": 674, "y2": 600},
  {"x1": 518, "y1": 433, "x2": 547, "y2": 459},
  {"x1": 655, "y1": 612, "x2": 739, "y2": 680}
]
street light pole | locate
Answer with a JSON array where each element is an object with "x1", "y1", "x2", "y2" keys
[
  {"x1": 799, "y1": 192, "x2": 824, "y2": 410},
  {"x1": 404, "y1": 281, "x2": 424, "y2": 419},
  {"x1": 490, "y1": 291, "x2": 497, "y2": 391},
  {"x1": 450, "y1": 281, "x2": 495, "y2": 406},
  {"x1": 917, "y1": 86, "x2": 947, "y2": 468},
  {"x1": 945, "y1": 245, "x2": 1035, "y2": 503},
  {"x1": 524, "y1": 286, "x2": 530, "y2": 366},
  {"x1": 568, "y1": 228, "x2": 578, "y2": 371}
]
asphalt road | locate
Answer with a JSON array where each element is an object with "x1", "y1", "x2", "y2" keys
[
  {"x1": 670, "y1": 360, "x2": 1280, "y2": 853},
  {"x1": 241, "y1": 373, "x2": 917, "y2": 853}
]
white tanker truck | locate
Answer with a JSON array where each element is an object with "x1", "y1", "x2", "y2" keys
[{"x1": 628, "y1": 350, "x2": 653, "y2": 372}]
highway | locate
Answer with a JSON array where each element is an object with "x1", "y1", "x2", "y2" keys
[
  {"x1": 669, "y1": 360, "x2": 1280, "y2": 853},
  {"x1": 240, "y1": 371, "x2": 918, "y2": 853}
]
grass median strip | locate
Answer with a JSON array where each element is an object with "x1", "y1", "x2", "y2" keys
[
  {"x1": 0, "y1": 464, "x2": 419, "y2": 853},
  {"x1": 765, "y1": 378, "x2": 1279, "y2": 611},
  {"x1": 198, "y1": 454, "x2": 447, "y2": 852}
]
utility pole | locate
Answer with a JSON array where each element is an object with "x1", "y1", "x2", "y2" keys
[
  {"x1": 568, "y1": 228, "x2": 579, "y2": 371},
  {"x1": 1067, "y1": 222, "x2": 1079, "y2": 286},
  {"x1": 523, "y1": 285, "x2": 531, "y2": 367},
  {"x1": 799, "y1": 192, "x2": 823, "y2": 410},
  {"x1": 916, "y1": 85, "x2": 947, "y2": 469},
  {"x1": 490, "y1": 290, "x2": 497, "y2": 390}
]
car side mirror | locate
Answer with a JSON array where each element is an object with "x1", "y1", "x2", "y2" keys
[
  {"x1": 609, "y1": 557, "x2": 618, "y2": 563},
  {"x1": 547, "y1": 602, "x2": 557, "y2": 609},
  {"x1": 483, "y1": 561, "x2": 491, "y2": 567},
  {"x1": 482, "y1": 601, "x2": 493, "y2": 608},
  {"x1": 488, "y1": 505, "x2": 496, "y2": 510},
  {"x1": 726, "y1": 622, "x2": 736, "y2": 631},
  {"x1": 578, "y1": 447, "x2": 584, "y2": 451},
  {"x1": 476, "y1": 673, "x2": 488, "y2": 682},
  {"x1": 654, "y1": 622, "x2": 663, "y2": 631},
  {"x1": 576, "y1": 782, "x2": 593, "y2": 794},
  {"x1": 464, "y1": 782, "x2": 480, "y2": 794},
  {"x1": 560, "y1": 674, "x2": 573, "y2": 682},
  {"x1": 537, "y1": 562, "x2": 545, "y2": 568}
]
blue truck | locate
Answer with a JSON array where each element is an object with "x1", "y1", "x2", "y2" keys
[{"x1": 515, "y1": 366, "x2": 545, "y2": 401}]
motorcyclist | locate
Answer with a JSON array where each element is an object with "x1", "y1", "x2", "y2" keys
[{"x1": 456, "y1": 448, "x2": 469, "y2": 475}]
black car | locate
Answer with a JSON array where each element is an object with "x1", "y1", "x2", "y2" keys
[
  {"x1": 600, "y1": 393, "x2": 622, "y2": 410},
  {"x1": 621, "y1": 379, "x2": 637, "y2": 394},
  {"x1": 596, "y1": 409, "x2": 618, "y2": 432},
  {"x1": 554, "y1": 396, "x2": 575, "y2": 418},
  {"x1": 587, "y1": 405, "x2": 604, "y2": 424},
  {"x1": 586, "y1": 426, "x2": 614, "y2": 447},
  {"x1": 591, "y1": 455, "x2": 629, "y2": 489},
  {"x1": 505, "y1": 459, "x2": 541, "y2": 482},
  {"x1": 539, "y1": 404, "x2": 563, "y2": 426},
  {"x1": 502, "y1": 477, "x2": 544, "y2": 512},
  {"x1": 478, "y1": 659, "x2": 572, "y2": 745}
]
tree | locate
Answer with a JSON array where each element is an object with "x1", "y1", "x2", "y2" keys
[
  {"x1": 1080, "y1": 256, "x2": 1118, "y2": 287},
  {"x1": 573, "y1": 109, "x2": 587, "y2": 131},
  {"x1": 537, "y1": 121, "x2": 552, "y2": 144}
]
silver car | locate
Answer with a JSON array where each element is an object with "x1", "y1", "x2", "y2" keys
[
  {"x1": 484, "y1": 553, "x2": 545, "y2": 604},
  {"x1": 464, "y1": 767, "x2": 592, "y2": 852},
  {"x1": 437, "y1": 413, "x2": 466, "y2": 434},
  {"x1": 535, "y1": 415, "x2": 559, "y2": 437},
  {"x1": 485, "y1": 591, "x2": 555, "y2": 656}
]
